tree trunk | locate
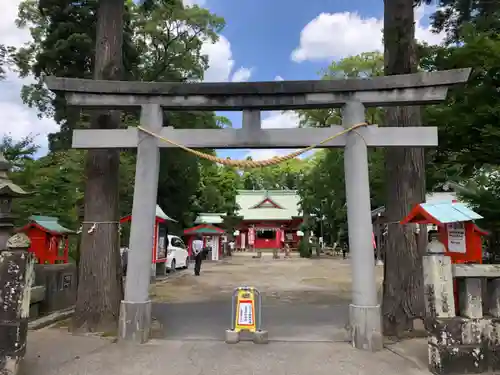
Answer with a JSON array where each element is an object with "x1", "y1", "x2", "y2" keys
[
  {"x1": 382, "y1": 0, "x2": 427, "y2": 337},
  {"x1": 72, "y1": 0, "x2": 124, "y2": 333}
]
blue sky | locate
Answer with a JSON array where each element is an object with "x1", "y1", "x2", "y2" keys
[
  {"x1": 1, "y1": 0, "x2": 443, "y2": 159},
  {"x1": 191, "y1": 0, "x2": 442, "y2": 161}
]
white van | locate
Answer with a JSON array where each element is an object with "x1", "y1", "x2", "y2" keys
[{"x1": 165, "y1": 234, "x2": 189, "y2": 271}]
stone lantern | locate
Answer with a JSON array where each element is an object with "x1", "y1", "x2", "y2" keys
[{"x1": 0, "y1": 152, "x2": 30, "y2": 249}]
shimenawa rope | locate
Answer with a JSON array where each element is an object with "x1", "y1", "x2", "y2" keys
[{"x1": 137, "y1": 122, "x2": 368, "y2": 168}]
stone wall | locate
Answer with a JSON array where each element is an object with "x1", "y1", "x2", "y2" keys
[
  {"x1": 424, "y1": 256, "x2": 500, "y2": 374},
  {"x1": 34, "y1": 263, "x2": 77, "y2": 315}
]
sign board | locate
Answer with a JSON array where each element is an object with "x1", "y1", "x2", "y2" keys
[
  {"x1": 61, "y1": 274, "x2": 72, "y2": 290},
  {"x1": 157, "y1": 226, "x2": 166, "y2": 260},
  {"x1": 447, "y1": 222, "x2": 466, "y2": 253},
  {"x1": 234, "y1": 288, "x2": 257, "y2": 333}
]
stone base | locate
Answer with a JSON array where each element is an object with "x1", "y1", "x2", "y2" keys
[
  {"x1": 426, "y1": 317, "x2": 500, "y2": 374},
  {"x1": 225, "y1": 329, "x2": 240, "y2": 344},
  {"x1": 347, "y1": 303, "x2": 383, "y2": 351},
  {"x1": 253, "y1": 330, "x2": 269, "y2": 344},
  {"x1": 428, "y1": 343, "x2": 488, "y2": 375},
  {"x1": 0, "y1": 355, "x2": 23, "y2": 375},
  {"x1": 155, "y1": 262, "x2": 167, "y2": 277},
  {"x1": 118, "y1": 300, "x2": 152, "y2": 343}
]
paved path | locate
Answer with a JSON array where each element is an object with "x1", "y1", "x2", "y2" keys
[
  {"x1": 25, "y1": 329, "x2": 431, "y2": 375},
  {"x1": 24, "y1": 255, "x2": 428, "y2": 374},
  {"x1": 152, "y1": 300, "x2": 349, "y2": 341},
  {"x1": 150, "y1": 254, "x2": 383, "y2": 342}
]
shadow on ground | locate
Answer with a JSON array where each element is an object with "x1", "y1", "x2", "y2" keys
[{"x1": 152, "y1": 298, "x2": 350, "y2": 342}]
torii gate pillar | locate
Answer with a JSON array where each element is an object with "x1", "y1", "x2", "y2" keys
[{"x1": 343, "y1": 101, "x2": 382, "y2": 350}]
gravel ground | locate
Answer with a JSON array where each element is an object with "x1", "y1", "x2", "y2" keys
[{"x1": 150, "y1": 252, "x2": 384, "y2": 304}]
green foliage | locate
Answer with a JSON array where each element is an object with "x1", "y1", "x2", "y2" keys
[
  {"x1": 10, "y1": 0, "x2": 228, "y2": 236},
  {"x1": 1, "y1": 135, "x2": 39, "y2": 169},
  {"x1": 0, "y1": 44, "x2": 15, "y2": 80},
  {"x1": 421, "y1": 24, "x2": 500, "y2": 175},
  {"x1": 298, "y1": 238, "x2": 311, "y2": 258},
  {"x1": 425, "y1": 0, "x2": 500, "y2": 44},
  {"x1": 240, "y1": 158, "x2": 308, "y2": 190},
  {"x1": 459, "y1": 167, "x2": 500, "y2": 254}
]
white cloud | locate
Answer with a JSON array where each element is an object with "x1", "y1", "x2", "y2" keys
[
  {"x1": 291, "y1": 5, "x2": 446, "y2": 62},
  {"x1": 231, "y1": 67, "x2": 253, "y2": 82},
  {"x1": 274, "y1": 75, "x2": 284, "y2": 81},
  {"x1": 201, "y1": 35, "x2": 253, "y2": 82},
  {"x1": 0, "y1": 0, "x2": 58, "y2": 154},
  {"x1": 0, "y1": 0, "x2": 252, "y2": 155},
  {"x1": 201, "y1": 35, "x2": 235, "y2": 82},
  {"x1": 261, "y1": 111, "x2": 300, "y2": 129}
]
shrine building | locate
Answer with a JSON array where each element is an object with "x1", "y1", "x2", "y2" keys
[{"x1": 233, "y1": 190, "x2": 303, "y2": 251}]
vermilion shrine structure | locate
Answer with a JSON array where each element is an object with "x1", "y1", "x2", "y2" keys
[
  {"x1": 233, "y1": 190, "x2": 303, "y2": 251},
  {"x1": 184, "y1": 224, "x2": 225, "y2": 261},
  {"x1": 120, "y1": 204, "x2": 176, "y2": 275},
  {"x1": 18, "y1": 215, "x2": 74, "y2": 264},
  {"x1": 45, "y1": 68, "x2": 471, "y2": 351}
]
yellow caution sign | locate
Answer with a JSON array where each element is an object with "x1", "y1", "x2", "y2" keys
[{"x1": 234, "y1": 288, "x2": 257, "y2": 333}]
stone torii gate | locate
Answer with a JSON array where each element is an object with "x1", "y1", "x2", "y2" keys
[{"x1": 45, "y1": 68, "x2": 470, "y2": 351}]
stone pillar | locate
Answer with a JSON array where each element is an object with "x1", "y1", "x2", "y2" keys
[
  {"x1": 119, "y1": 104, "x2": 162, "y2": 343},
  {"x1": 0, "y1": 152, "x2": 32, "y2": 374},
  {"x1": 0, "y1": 234, "x2": 34, "y2": 375},
  {"x1": 423, "y1": 255, "x2": 455, "y2": 319},
  {"x1": 342, "y1": 101, "x2": 382, "y2": 351}
]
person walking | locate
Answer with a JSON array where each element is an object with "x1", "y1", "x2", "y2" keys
[{"x1": 192, "y1": 234, "x2": 204, "y2": 276}]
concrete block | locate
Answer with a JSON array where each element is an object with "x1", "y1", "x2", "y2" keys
[
  {"x1": 458, "y1": 278, "x2": 483, "y2": 319},
  {"x1": 253, "y1": 330, "x2": 269, "y2": 344},
  {"x1": 488, "y1": 279, "x2": 500, "y2": 317},
  {"x1": 225, "y1": 329, "x2": 240, "y2": 344},
  {"x1": 423, "y1": 255, "x2": 455, "y2": 318},
  {"x1": 34, "y1": 263, "x2": 76, "y2": 314}
]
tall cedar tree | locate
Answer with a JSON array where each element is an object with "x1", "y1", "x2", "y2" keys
[
  {"x1": 73, "y1": 0, "x2": 125, "y2": 332},
  {"x1": 382, "y1": 0, "x2": 427, "y2": 336}
]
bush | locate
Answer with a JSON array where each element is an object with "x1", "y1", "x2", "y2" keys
[{"x1": 298, "y1": 238, "x2": 311, "y2": 258}]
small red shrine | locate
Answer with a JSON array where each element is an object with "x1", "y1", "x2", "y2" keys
[
  {"x1": 401, "y1": 201, "x2": 487, "y2": 263},
  {"x1": 184, "y1": 224, "x2": 225, "y2": 261},
  {"x1": 18, "y1": 215, "x2": 74, "y2": 264},
  {"x1": 233, "y1": 190, "x2": 304, "y2": 251},
  {"x1": 120, "y1": 204, "x2": 176, "y2": 266}
]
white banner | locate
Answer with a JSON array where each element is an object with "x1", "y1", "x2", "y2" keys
[{"x1": 447, "y1": 222, "x2": 466, "y2": 253}]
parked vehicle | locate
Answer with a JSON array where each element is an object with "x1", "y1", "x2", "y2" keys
[{"x1": 166, "y1": 235, "x2": 189, "y2": 271}]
